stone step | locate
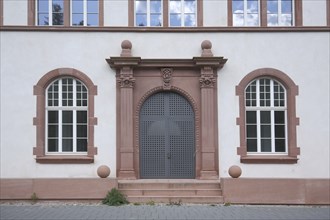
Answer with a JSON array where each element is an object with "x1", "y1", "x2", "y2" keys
[
  {"x1": 118, "y1": 180, "x2": 221, "y2": 190},
  {"x1": 127, "y1": 196, "x2": 224, "y2": 204},
  {"x1": 120, "y1": 189, "x2": 222, "y2": 196}
]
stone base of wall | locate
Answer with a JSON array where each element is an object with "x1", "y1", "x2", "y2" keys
[
  {"x1": 221, "y1": 178, "x2": 330, "y2": 205},
  {"x1": 0, "y1": 178, "x2": 117, "y2": 200},
  {"x1": 1, "y1": 178, "x2": 329, "y2": 204}
]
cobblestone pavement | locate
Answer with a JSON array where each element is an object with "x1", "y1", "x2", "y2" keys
[{"x1": 0, "y1": 202, "x2": 329, "y2": 220}]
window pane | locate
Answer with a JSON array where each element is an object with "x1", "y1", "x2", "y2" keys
[
  {"x1": 48, "y1": 125, "x2": 58, "y2": 137},
  {"x1": 170, "y1": 0, "x2": 181, "y2": 13},
  {"x1": 53, "y1": 0, "x2": 63, "y2": 12},
  {"x1": 267, "y1": 0, "x2": 278, "y2": 13},
  {"x1": 77, "y1": 139, "x2": 88, "y2": 151},
  {"x1": 150, "y1": 14, "x2": 162, "y2": 26},
  {"x1": 280, "y1": 14, "x2": 292, "y2": 26},
  {"x1": 233, "y1": 0, "x2": 244, "y2": 12},
  {"x1": 247, "y1": 139, "x2": 257, "y2": 152},
  {"x1": 87, "y1": 0, "x2": 98, "y2": 13},
  {"x1": 52, "y1": 12, "x2": 63, "y2": 25},
  {"x1": 246, "y1": 111, "x2": 256, "y2": 123},
  {"x1": 150, "y1": 0, "x2": 161, "y2": 13},
  {"x1": 38, "y1": 0, "x2": 49, "y2": 12},
  {"x1": 261, "y1": 125, "x2": 271, "y2": 138},
  {"x1": 136, "y1": 14, "x2": 147, "y2": 26},
  {"x1": 275, "y1": 111, "x2": 285, "y2": 123},
  {"x1": 247, "y1": 0, "x2": 258, "y2": 13},
  {"x1": 247, "y1": 125, "x2": 257, "y2": 137},
  {"x1": 281, "y1": 0, "x2": 292, "y2": 13},
  {"x1": 38, "y1": 14, "x2": 49, "y2": 25},
  {"x1": 246, "y1": 14, "x2": 259, "y2": 26},
  {"x1": 260, "y1": 111, "x2": 271, "y2": 123},
  {"x1": 275, "y1": 125, "x2": 285, "y2": 138},
  {"x1": 87, "y1": 13, "x2": 98, "y2": 26},
  {"x1": 48, "y1": 111, "x2": 58, "y2": 123},
  {"x1": 267, "y1": 14, "x2": 278, "y2": 26},
  {"x1": 62, "y1": 139, "x2": 73, "y2": 151},
  {"x1": 136, "y1": 0, "x2": 147, "y2": 13},
  {"x1": 48, "y1": 139, "x2": 58, "y2": 152},
  {"x1": 184, "y1": 0, "x2": 196, "y2": 13},
  {"x1": 275, "y1": 139, "x2": 286, "y2": 152},
  {"x1": 77, "y1": 125, "x2": 87, "y2": 137},
  {"x1": 261, "y1": 139, "x2": 271, "y2": 152},
  {"x1": 72, "y1": 0, "x2": 83, "y2": 13},
  {"x1": 170, "y1": 14, "x2": 181, "y2": 26},
  {"x1": 62, "y1": 125, "x2": 73, "y2": 137},
  {"x1": 62, "y1": 111, "x2": 73, "y2": 123},
  {"x1": 77, "y1": 111, "x2": 87, "y2": 123},
  {"x1": 72, "y1": 13, "x2": 83, "y2": 25},
  {"x1": 184, "y1": 14, "x2": 195, "y2": 26},
  {"x1": 233, "y1": 14, "x2": 244, "y2": 26}
]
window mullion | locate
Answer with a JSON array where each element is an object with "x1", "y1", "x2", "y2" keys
[
  {"x1": 73, "y1": 80, "x2": 77, "y2": 152},
  {"x1": 49, "y1": 0, "x2": 53, "y2": 26},
  {"x1": 84, "y1": 0, "x2": 87, "y2": 26},
  {"x1": 58, "y1": 79, "x2": 63, "y2": 152},
  {"x1": 256, "y1": 79, "x2": 261, "y2": 152},
  {"x1": 270, "y1": 80, "x2": 275, "y2": 152},
  {"x1": 181, "y1": 0, "x2": 184, "y2": 26},
  {"x1": 243, "y1": 0, "x2": 247, "y2": 26},
  {"x1": 147, "y1": 0, "x2": 150, "y2": 26},
  {"x1": 278, "y1": 0, "x2": 282, "y2": 25}
]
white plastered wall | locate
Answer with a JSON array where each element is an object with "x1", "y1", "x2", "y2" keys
[
  {"x1": 203, "y1": 0, "x2": 227, "y2": 26},
  {"x1": 0, "y1": 31, "x2": 329, "y2": 179},
  {"x1": 104, "y1": 0, "x2": 128, "y2": 26},
  {"x1": 303, "y1": 0, "x2": 327, "y2": 26},
  {"x1": 3, "y1": 0, "x2": 28, "y2": 25}
]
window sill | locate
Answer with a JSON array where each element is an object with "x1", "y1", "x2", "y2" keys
[
  {"x1": 240, "y1": 156, "x2": 298, "y2": 164},
  {"x1": 35, "y1": 156, "x2": 94, "y2": 164}
]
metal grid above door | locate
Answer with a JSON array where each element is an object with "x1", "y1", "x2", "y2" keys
[{"x1": 140, "y1": 92, "x2": 195, "y2": 179}]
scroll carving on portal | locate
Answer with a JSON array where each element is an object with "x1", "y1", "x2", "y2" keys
[
  {"x1": 199, "y1": 74, "x2": 216, "y2": 88},
  {"x1": 162, "y1": 68, "x2": 173, "y2": 90},
  {"x1": 118, "y1": 75, "x2": 135, "y2": 88}
]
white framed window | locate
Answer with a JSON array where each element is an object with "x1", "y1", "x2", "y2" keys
[
  {"x1": 232, "y1": 0, "x2": 260, "y2": 26},
  {"x1": 267, "y1": 0, "x2": 293, "y2": 26},
  {"x1": 245, "y1": 78, "x2": 287, "y2": 154},
  {"x1": 135, "y1": 0, "x2": 162, "y2": 26},
  {"x1": 169, "y1": 0, "x2": 196, "y2": 27},
  {"x1": 71, "y1": 0, "x2": 99, "y2": 26},
  {"x1": 46, "y1": 78, "x2": 88, "y2": 154},
  {"x1": 36, "y1": 0, "x2": 64, "y2": 26}
]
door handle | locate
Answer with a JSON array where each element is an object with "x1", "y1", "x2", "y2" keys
[{"x1": 167, "y1": 153, "x2": 171, "y2": 159}]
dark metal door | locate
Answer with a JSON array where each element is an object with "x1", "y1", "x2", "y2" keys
[{"x1": 140, "y1": 92, "x2": 195, "y2": 179}]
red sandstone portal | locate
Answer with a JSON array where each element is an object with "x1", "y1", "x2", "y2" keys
[{"x1": 107, "y1": 40, "x2": 227, "y2": 180}]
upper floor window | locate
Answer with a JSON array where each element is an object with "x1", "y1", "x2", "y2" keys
[
  {"x1": 245, "y1": 78, "x2": 287, "y2": 154},
  {"x1": 72, "y1": 0, "x2": 99, "y2": 26},
  {"x1": 37, "y1": 0, "x2": 64, "y2": 26},
  {"x1": 32, "y1": 0, "x2": 103, "y2": 26},
  {"x1": 169, "y1": 0, "x2": 196, "y2": 27},
  {"x1": 232, "y1": 0, "x2": 259, "y2": 26},
  {"x1": 132, "y1": 0, "x2": 198, "y2": 27},
  {"x1": 267, "y1": 0, "x2": 293, "y2": 26},
  {"x1": 230, "y1": 0, "x2": 297, "y2": 27},
  {"x1": 135, "y1": 0, "x2": 162, "y2": 26}
]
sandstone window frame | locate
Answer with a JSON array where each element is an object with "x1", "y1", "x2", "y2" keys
[
  {"x1": 33, "y1": 68, "x2": 98, "y2": 163},
  {"x1": 236, "y1": 68, "x2": 300, "y2": 164}
]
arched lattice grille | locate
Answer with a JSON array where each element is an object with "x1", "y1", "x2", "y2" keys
[{"x1": 140, "y1": 92, "x2": 195, "y2": 179}]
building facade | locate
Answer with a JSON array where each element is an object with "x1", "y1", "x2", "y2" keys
[{"x1": 0, "y1": 0, "x2": 329, "y2": 204}]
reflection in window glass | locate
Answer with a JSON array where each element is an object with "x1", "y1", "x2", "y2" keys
[
  {"x1": 37, "y1": 0, "x2": 64, "y2": 25},
  {"x1": 245, "y1": 78, "x2": 287, "y2": 154},
  {"x1": 267, "y1": 0, "x2": 293, "y2": 26},
  {"x1": 72, "y1": 0, "x2": 98, "y2": 26},
  {"x1": 170, "y1": 0, "x2": 196, "y2": 27},
  {"x1": 136, "y1": 0, "x2": 162, "y2": 26},
  {"x1": 233, "y1": 0, "x2": 259, "y2": 26}
]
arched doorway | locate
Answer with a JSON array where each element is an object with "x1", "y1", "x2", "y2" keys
[{"x1": 139, "y1": 92, "x2": 195, "y2": 179}]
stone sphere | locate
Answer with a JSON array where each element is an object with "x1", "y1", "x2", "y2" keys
[
  {"x1": 121, "y1": 40, "x2": 132, "y2": 49},
  {"x1": 228, "y1": 165, "x2": 242, "y2": 178},
  {"x1": 201, "y1": 40, "x2": 212, "y2": 49},
  {"x1": 97, "y1": 165, "x2": 111, "y2": 178}
]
